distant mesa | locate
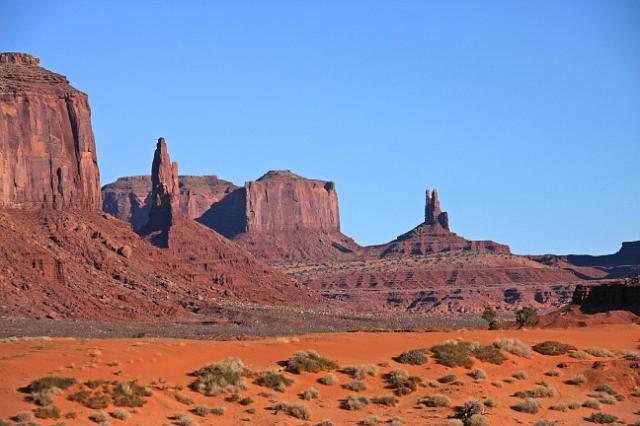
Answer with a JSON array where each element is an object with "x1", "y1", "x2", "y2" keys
[{"x1": 0, "y1": 52, "x2": 101, "y2": 210}]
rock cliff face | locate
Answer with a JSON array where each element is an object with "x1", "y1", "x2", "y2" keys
[
  {"x1": 572, "y1": 278, "x2": 640, "y2": 315},
  {"x1": 366, "y1": 188, "x2": 510, "y2": 258},
  {"x1": 198, "y1": 170, "x2": 361, "y2": 262},
  {"x1": 0, "y1": 52, "x2": 101, "y2": 210},
  {"x1": 102, "y1": 175, "x2": 237, "y2": 230}
]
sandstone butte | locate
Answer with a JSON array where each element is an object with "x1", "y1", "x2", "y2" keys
[{"x1": 0, "y1": 53, "x2": 318, "y2": 321}]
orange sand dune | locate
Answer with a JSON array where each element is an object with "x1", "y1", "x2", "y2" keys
[{"x1": 1, "y1": 326, "x2": 639, "y2": 425}]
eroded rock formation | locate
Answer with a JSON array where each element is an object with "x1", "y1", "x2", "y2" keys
[
  {"x1": 198, "y1": 170, "x2": 361, "y2": 262},
  {"x1": 0, "y1": 52, "x2": 101, "y2": 210},
  {"x1": 572, "y1": 277, "x2": 640, "y2": 315}
]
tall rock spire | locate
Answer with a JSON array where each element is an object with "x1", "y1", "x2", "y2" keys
[
  {"x1": 148, "y1": 137, "x2": 180, "y2": 227},
  {"x1": 424, "y1": 189, "x2": 450, "y2": 230}
]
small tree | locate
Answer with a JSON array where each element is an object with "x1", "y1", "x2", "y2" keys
[
  {"x1": 515, "y1": 307, "x2": 539, "y2": 328},
  {"x1": 481, "y1": 307, "x2": 501, "y2": 330}
]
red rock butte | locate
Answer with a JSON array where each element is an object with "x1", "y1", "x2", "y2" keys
[{"x1": 0, "y1": 52, "x2": 101, "y2": 210}]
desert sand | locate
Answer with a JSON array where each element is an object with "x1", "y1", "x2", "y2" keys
[{"x1": 1, "y1": 325, "x2": 639, "y2": 425}]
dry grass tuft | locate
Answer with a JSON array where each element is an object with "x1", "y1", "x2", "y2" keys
[
  {"x1": 190, "y1": 358, "x2": 251, "y2": 396},
  {"x1": 492, "y1": 339, "x2": 532, "y2": 358},
  {"x1": 284, "y1": 350, "x2": 338, "y2": 374}
]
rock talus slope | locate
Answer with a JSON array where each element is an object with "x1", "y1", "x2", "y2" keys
[{"x1": 0, "y1": 52, "x2": 101, "y2": 210}]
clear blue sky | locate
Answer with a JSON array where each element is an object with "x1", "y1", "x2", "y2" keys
[{"x1": 2, "y1": 1, "x2": 639, "y2": 255}]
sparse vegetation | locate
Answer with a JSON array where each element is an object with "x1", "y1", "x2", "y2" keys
[
  {"x1": 253, "y1": 370, "x2": 294, "y2": 392},
  {"x1": 512, "y1": 397, "x2": 540, "y2": 413},
  {"x1": 342, "y1": 380, "x2": 367, "y2": 392},
  {"x1": 393, "y1": 349, "x2": 428, "y2": 365},
  {"x1": 467, "y1": 414, "x2": 490, "y2": 426},
  {"x1": 430, "y1": 340, "x2": 476, "y2": 368},
  {"x1": 544, "y1": 369, "x2": 561, "y2": 377},
  {"x1": 468, "y1": 369, "x2": 486, "y2": 380},
  {"x1": 109, "y1": 409, "x2": 130, "y2": 420},
  {"x1": 33, "y1": 404, "x2": 61, "y2": 419},
  {"x1": 317, "y1": 373, "x2": 337, "y2": 386},
  {"x1": 569, "y1": 350, "x2": 590, "y2": 359},
  {"x1": 300, "y1": 387, "x2": 320, "y2": 400},
  {"x1": 175, "y1": 392, "x2": 194, "y2": 405},
  {"x1": 190, "y1": 357, "x2": 251, "y2": 396},
  {"x1": 492, "y1": 338, "x2": 532, "y2": 358},
  {"x1": 566, "y1": 374, "x2": 586, "y2": 385},
  {"x1": 438, "y1": 374, "x2": 457, "y2": 384},
  {"x1": 89, "y1": 411, "x2": 109, "y2": 423},
  {"x1": 514, "y1": 385, "x2": 556, "y2": 398},
  {"x1": 512, "y1": 371, "x2": 527, "y2": 380},
  {"x1": 284, "y1": 350, "x2": 338, "y2": 374},
  {"x1": 585, "y1": 413, "x2": 618, "y2": 423},
  {"x1": 515, "y1": 307, "x2": 539, "y2": 328},
  {"x1": 340, "y1": 364, "x2": 377, "y2": 379},
  {"x1": 533, "y1": 341, "x2": 577, "y2": 356},
  {"x1": 383, "y1": 369, "x2": 420, "y2": 396},
  {"x1": 585, "y1": 348, "x2": 614, "y2": 358},
  {"x1": 457, "y1": 399, "x2": 485, "y2": 419},
  {"x1": 418, "y1": 394, "x2": 450, "y2": 407},
  {"x1": 268, "y1": 402, "x2": 311, "y2": 420},
  {"x1": 583, "y1": 398, "x2": 601, "y2": 409},
  {"x1": 340, "y1": 395, "x2": 369, "y2": 410},
  {"x1": 473, "y1": 345, "x2": 507, "y2": 365},
  {"x1": 370, "y1": 396, "x2": 398, "y2": 406},
  {"x1": 21, "y1": 376, "x2": 77, "y2": 393}
]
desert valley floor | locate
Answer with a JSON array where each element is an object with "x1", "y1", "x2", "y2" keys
[{"x1": 1, "y1": 325, "x2": 639, "y2": 425}]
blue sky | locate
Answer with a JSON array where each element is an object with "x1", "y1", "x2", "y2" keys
[{"x1": 2, "y1": 1, "x2": 639, "y2": 254}]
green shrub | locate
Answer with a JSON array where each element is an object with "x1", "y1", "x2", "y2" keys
[
  {"x1": 430, "y1": 341, "x2": 475, "y2": 368},
  {"x1": 473, "y1": 345, "x2": 507, "y2": 365},
  {"x1": 481, "y1": 307, "x2": 500, "y2": 330},
  {"x1": 284, "y1": 351, "x2": 337, "y2": 374},
  {"x1": 383, "y1": 369, "x2": 420, "y2": 396},
  {"x1": 253, "y1": 370, "x2": 294, "y2": 392},
  {"x1": 190, "y1": 357, "x2": 251, "y2": 396},
  {"x1": 418, "y1": 394, "x2": 450, "y2": 407},
  {"x1": 358, "y1": 416, "x2": 384, "y2": 425},
  {"x1": 512, "y1": 398, "x2": 540, "y2": 413},
  {"x1": 515, "y1": 307, "x2": 539, "y2": 328},
  {"x1": 112, "y1": 381, "x2": 151, "y2": 407},
  {"x1": 533, "y1": 341, "x2": 577, "y2": 356},
  {"x1": 393, "y1": 349, "x2": 428, "y2": 365},
  {"x1": 68, "y1": 389, "x2": 110, "y2": 409}
]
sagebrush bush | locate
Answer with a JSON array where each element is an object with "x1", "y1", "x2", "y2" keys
[
  {"x1": 109, "y1": 408, "x2": 130, "y2": 420},
  {"x1": 512, "y1": 371, "x2": 527, "y2": 380},
  {"x1": 595, "y1": 385, "x2": 617, "y2": 395},
  {"x1": 393, "y1": 349, "x2": 428, "y2": 365},
  {"x1": 300, "y1": 387, "x2": 320, "y2": 400},
  {"x1": 21, "y1": 376, "x2": 77, "y2": 393},
  {"x1": 418, "y1": 394, "x2": 450, "y2": 407},
  {"x1": 582, "y1": 398, "x2": 601, "y2": 409},
  {"x1": 284, "y1": 350, "x2": 337, "y2": 374},
  {"x1": 512, "y1": 398, "x2": 540, "y2": 413},
  {"x1": 565, "y1": 374, "x2": 586, "y2": 385},
  {"x1": 467, "y1": 414, "x2": 490, "y2": 426},
  {"x1": 585, "y1": 348, "x2": 614, "y2": 358},
  {"x1": 473, "y1": 345, "x2": 507, "y2": 365},
  {"x1": 383, "y1": 369, "x2": 420, "y2": 396},
  {"x1": 192, "y1": 405, "x2": 210, "y2": 417},
  {"x1": 468, "y1": 369, "x2": 487, "y2": 380},
  {"x1": 585, "y1": 413, "x2": 618, "y2": 423},
  {"x1": 492, "y1": 339, "x2": 533, "y2": 358},
  {"x1": 190, "y1": 358, "x2": 251, "y2": 396},
  {"x1": 317, "y1": 373, "x2": 337, "y2": 386},
  {"x1": 340, "y1": 395, "x2": 369, "y2": 410},
  {"x1": 483, "y1": 398, "x2": 497, "y2": 408},
  {"x1": 533, "y1": 341, "x2": 577, "y2": 356},
  {"x1": 569, "y1": 350, "x2": 590, "y2": 359},
  {"x1": 342, "y1": 380, "x2": 367, "y2": 392},
  {"x1": 33, "y1": 404, "x2": 61, "y2": 419},
  {"x1": 175, "y1": 392, "x2": 194, "y2": 405},
  {"x1": 268, "y1": 402, "x2": 311, "y2": 420},
  {"x1": 545, "y1": 369, "x2": 561, "y2": 377},
  {"x1": 514, "y1": 385, "x2": 556, "y2": 399},
  {"x1": 358, "y1": 416, "x2": 384, "y2": 425},
  {"x1": 533, "y1": 421, "x2": 557, "y2": 426},
  {"x1": 437, "y1": 374, "x2": 457, "y2": 384},
  {"x1": 253, "y1": 370, "x2": 294, "y2": 392},
  {"x1": 430, "y1": 340, "x2": 476, "y2": 368},
  {"x1": 340, "y1": 364, "x2": 377, "y2": 379},
  {"x1": 89, "y1": 411, "x2": 109, "y2": 423},
  {"x1": 370, "y1": 396, "x2": 398, "y2": 406},
  {"x1": 458, "y1": 399, "x2": 484, "y2": 418}
]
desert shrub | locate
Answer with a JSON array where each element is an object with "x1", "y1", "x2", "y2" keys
[
  {"x1": 0, "y1": 418, "x2": 10, "y2": 426},
  {"x1": 631, "y1": 386, "x2": 640, "y2": 397},
  {"x1": 568, "y1": 401, "x2": 581, "y2": 409},
  {"x1": 29, "y1": 387, "x2": 62, "y2": 406},
  {"x1": 317, "y1": 373, "x2": 337, "y2": 386},
  {"x1": 239, "y1": 396, "x2": 254, "y2": 405},
  {"x1": 112, "y1": 381, "x2": 151, "y2": 407},
  {"x1": 370, "y1": 396, "x2": 398, "y2": 406},
  {"x1": 89, "y1": 411, "x2": 109, "y2": 423},
  {"x1": 388, "y1": 417, "x2": 403, "y2": 426},
  {"x1": 430, "y1": 341, "x2": 475, "y2": 368},
  {"x1": 172, "y1": 412, "x2": 198, "y2": 426},
  {"x1": 340, "y1": 395, "x2": 369, "y2": 410},
  {"x1": 340, "y1": 364, "x2": 377, "y2": 379},
  {"x1": 514, "y1": 385, "x2": 556, "y2": 398},
  {"x1": 473, "y1": 345, "x2": 507, "y2": 365},
  {"x1": 585, "y1": 348, "x2": 614, "y2": 358},
  {"x1": 383, "y1": 369, "x2": 420, "y2": 396},
  {"x1": 545, "y1": 369, "x2": 561, "y2": 377},
  {"x1": 268, "y1": 402, "x2": 311, "y2": 420},
  {"x1": 445, "y1": 420, "x2": 464, "y2": 426},
  {"x1": 595, "y1": 385, "x2": 617, "y2": 395},
  {"x1": 503, "y1": 377, "x2": 515, "y2": 384},
  {"x1": 457, "y1": 399, "x2": 485, "y2": 419},
  {"x1": 393, "y1": 349, "x2": 428, "y2": 365},
  {"x1": 623, "y1": 352, "x2": 640, "y2": 361},
  {"x1": 481, "y1": 307, "x2": 501, "y2": 330},
  {"x1": 175, "y1": 392, "x2": 194, "y2": 405},
  {"x1": 491, "y1": 381, "x2": 503, "y2": 388},
  {"x1": 515, "y1": 307, "x2": 539, "y2": 328},
  {"x1": 492, "y1": 339, "x2": 532, "y2": 358},
  {"x1": 467, "y1": 414, "x2": 490, "y2": 426},
  {"x1": 210, "y1": 407, "x2": 225, "y2": 416},
  {"x1": 533, "y1": 341, "x2": 577, "y2": 356},
  {"x1": 315, "y1": 421, "x2": 335, "y2": 426},
  {"x1": 585, "y1": 413, "x2": 618, "y2": 423},
  {"x1": 533, "y1": 421, "x2": 557, "y2": 426},
  {"x1": 253, "y1": 370, "x2": 294, "y2": 392},
  {"x1": 224, "y1": 393, "x2": 239, "y2": 402},
  {"x1": 33, "y1": 404, "x2": 61, "y2": 419},
  {"x1": 109, "y1": 409, "x2": 130, "y2": 420},
  {"x1": 596, "y1": 393, "x2": 617, "y2": 405},
  {"x1": 300, "y1": 387, "x2": 320, "y2": 400},
  {"x1": 512, "y1": 398, "x2": 540, "y2": 413},
  {"x1": 284, "y1": 350, "x2": 337, "y2": 374},
  {"x1": 358, "y1": 416, "x2": 384, "y2": 425},
  {"x1": 483, "y1": 398, "x2": 497, "y2": 408},
  {"x1": 569, "y1": 350, "x2": 590, "y2": 359},
  {"x1": 192, "y1": 405, "x2": 209, "y2": 417},
  {"x1": 437, "y1": 374, "x2": 457, "y2": 384},
  {"x1": 582, "y1": 398, "x2": 601, "y2": 409},
  {"x1": 13, "y1": 411, "x2": 33, "y2": 422},
  {"x1": 21, "y1": 376, "x2": 77, "y2": 394},
  {"x1": 512, "y1": 371, "x2": 527, "y2": 380},
  {"x1": 565, "y1": 374, "x2": 586, "y2": 385},
  {"x1": 68, "y1": 389, "x2": 110, "y2": 409},
  {"x1": 342, "y1": 380, "x2": 367, "y2": 392},
  {"x1": 468, "y1": 369, "x2": 487, "y2": 380},
  {"x1": 549, "y1": 403, "x2": 568, "y2": 411},
  {"x1": 190, "y1": 357, "x2": 251, "y2": 396},
  {"x1": 418, "y1": 394, "x2": 450, "y2": 407}
]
